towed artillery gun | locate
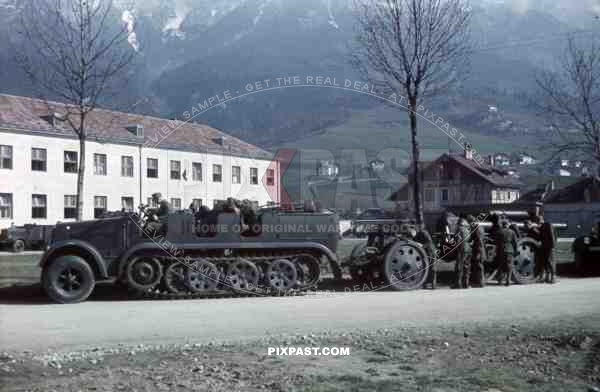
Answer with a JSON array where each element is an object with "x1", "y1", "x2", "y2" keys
[
  {"x1": 431, "y1": 210, "x2": 567, "y2": 284},
  {"x1": 342, "y1": 218, "x2": 430, "y2": 291},
  {"x1": 40, "y1": 199, "x2": 339, "y2": 303}
]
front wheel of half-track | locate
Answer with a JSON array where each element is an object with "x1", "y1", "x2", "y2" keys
[{"x1": 42, "y1": 255, "x2": 95, "y2": 303}]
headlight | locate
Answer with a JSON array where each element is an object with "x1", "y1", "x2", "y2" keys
[{"x1": 583, "y1": 236, "x2": 591, "y2": 245}]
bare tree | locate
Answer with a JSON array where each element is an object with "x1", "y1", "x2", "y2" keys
[
  {"x1": 352, "y1": 0, "x2": 471, "y2": 228},
  {"x1": 15, "y1": 0, "x2": 137, "y2": 220},
  {"x1": 537, "y1": 35, "x2": 600, "y2": 174}
]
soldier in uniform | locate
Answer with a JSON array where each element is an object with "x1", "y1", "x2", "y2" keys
[
  {"x1": 454, "y1": 215, "x2": 472, "y2": 289},
  {"x1": 539, "y1": 215, "x2": 556, "y2": 283},
  {"x1": 525, "y1": 218, "x2": 544, "y2": 281},
  {"x1": 468, "y1": 215, "x2": 486, "y2": 287},
  {"x1": 495, "y1": 219, "x2": 518, "y2": 286},
  {"x1": 414, "y1": 228, "x2": 437, "y2": 290}
]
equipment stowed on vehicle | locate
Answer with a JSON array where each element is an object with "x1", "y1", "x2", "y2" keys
[{"x1": 39, "y1": 199, "x2": 340, "y2": 303}]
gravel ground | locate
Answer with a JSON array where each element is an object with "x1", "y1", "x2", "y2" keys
[{"x1": 1, "y1": 315, "x2": 599, "y2": 392}]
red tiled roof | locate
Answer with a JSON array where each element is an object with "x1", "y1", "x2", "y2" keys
[{"x1": 0, "y1": 94, "x2": 271, "y2": 159}]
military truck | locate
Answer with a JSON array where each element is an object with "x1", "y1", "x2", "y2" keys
[
  {"x1": 40, "y1": 199, "x2": 339, "y2": 303},
  {"x1": 0, "y1": 224, "x2": 54, "y2": 253}
]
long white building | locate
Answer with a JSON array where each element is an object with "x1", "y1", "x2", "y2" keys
[{"x1": 0, "y1": 94, "x2": 281, "y2": 228}]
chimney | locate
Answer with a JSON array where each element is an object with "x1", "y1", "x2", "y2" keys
[
  {"x1": 464, "y1": 143, "x2": 473, "y2": 160},
  {"x1": 488, "y1": 155, "x2": 494, "y2": 167}
]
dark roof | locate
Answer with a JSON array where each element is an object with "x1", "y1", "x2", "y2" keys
[
  {"x1": 448, "y1": 154, "x2": 523, "y2": 188},
  {"x1": 389, "y1": 153, "x2": 522, "y2": 201},
  {"x1": 544, "y1": 176, "x2": 600, "y2": 203},
  {"x1": 0, "y1": 94, "x2": 271, "y2": 159}
]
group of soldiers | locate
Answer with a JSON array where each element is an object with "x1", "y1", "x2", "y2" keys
[{"x1": 413, "y1": 211, "x2": 556, "y2": 289}]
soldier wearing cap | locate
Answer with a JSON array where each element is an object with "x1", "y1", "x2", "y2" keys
[
  {"x1": 468, "y1": 214, "x2": 486, "y2": 287},
  {"x1": 150, "y1": 192, "x2": 172, "y2": 217},
  {"x1": 454, "y1": 214, "x2": 472, "y2": 289},
  {"x1": 494, "y1": 218, "x2": 518, "y2": 286},
  {"x1": 539, "y1": 215, "x2": 556, "y2": 283}
]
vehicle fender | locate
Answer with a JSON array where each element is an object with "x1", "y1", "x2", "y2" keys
[{"x1": 39, "y1": 240, "x2": 108, "y2": 279}]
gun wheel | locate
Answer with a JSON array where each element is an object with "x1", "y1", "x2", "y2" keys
[
  {"x1": 383, "y1": 241, "x2": 428, "y2": 291},
  {"x1": 512, "y1": 237, "x2": 538, "y2": 284}
]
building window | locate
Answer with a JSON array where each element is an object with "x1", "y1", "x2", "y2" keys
[
  {"x1": 232, "y1": 166, "x2": 241, "y2": 184},
  {"x1": 147, "y1": 158, "x2": 158, "y2": 178},
  {"x1": 121, "y1": 156, "x2": 134, "y2": 177},
  {"x1": 171, "y1": 198, "x2": 181, "y2": 210},
  {"x1": 250, "y1": 167, "x2": 258, "y2": 185},
  {"x1": 266, "y1": 169, "x2": 275, "y2": 186},
  {"x1": 192, "y1": 162, "x2": 202, "y2": 181},
  {"x1": 31, "y1": 148, "x2": 47, "y2": 171},
  {"x1": 424, "y1": 189, "x2": 435, "y2": 202},
  {"x1": 0, "y1": 145, "x2": 12, "y2": 169},
  {"x1": 192, "y1": 199, "x2": 203, "y2": 209},
  {"x1": 213, "y1": 164, "x2": 222, "y2": 183},
  {"x1": 64, "y1": 151, "x2": 78, "y2": 173},
  {"x1": 64, "y1": 195, "x2": 77, "y2": 219},
  {"x1": 94, "y1": 196, "x2": 107, "y2": 218},
  {"x1": 121, "y1": 197, "x2": 134, "y2": 212},
  {"x1": 32, "y1": 194, "x2": 47, "y2": 219},
  {"x1": 440, "y1": 189, "x2": 449, "y2": 204},
  {"x1": 0, "y1": 193, "x2": 12, "y2": 219},
  {"x1": 94, "y1": 153, "x2": 107, "y2": 175},
  {"x1": 147, "y1": 197, "x2": 158, "y2": 208},
  {"x1": 170, "y1": 160, "x2": 181, "y2": 180}
]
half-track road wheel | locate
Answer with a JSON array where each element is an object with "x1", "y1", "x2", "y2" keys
[
  {"x1": 126, "y1": 256, "x2": 163, "y2": 292},
  {"x1": 227, "y1": 258, "x2": 260, "y2": 292},
  {"x1": 383, "y1": 240, "x2": 429, "y2": 291},
  {"x1": 163, "y1": 261, "x2": 189, "y2": 294},
  {"x1": 266, "y1": 258, "x2": 298, "y2": 291},
  {"x1": 512, "y1": 237, "x2": 538, "y2": 284},
  {"x1": 42, "y1": 255, "x2": 95, "y2": 303},
  {"x1": 292, "y1": 254, "x2": 321, "y2": 289},
  {"x1": 186, "y1": 259, "x2": 219, "y2": 293}
]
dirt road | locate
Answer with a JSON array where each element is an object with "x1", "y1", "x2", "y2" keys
[{"x1": 1, "y1": 278, "x2": 599, "y2": 353}]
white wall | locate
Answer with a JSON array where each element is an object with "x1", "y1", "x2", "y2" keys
[{"x1": 0, "y1": 131, "x2": 279, "y2": 228}]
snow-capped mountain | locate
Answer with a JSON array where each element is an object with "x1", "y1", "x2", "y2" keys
[{"x1": 0, "y1": 0, "x2": 598, "y2": 148}]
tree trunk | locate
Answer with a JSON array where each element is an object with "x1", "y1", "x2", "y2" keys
[
  {"x1": 409, "y1": 97, "x2": 424, "y2": 230},
  {"x1": 76, "y1": 134, "x2": 85, "y2": 221}
]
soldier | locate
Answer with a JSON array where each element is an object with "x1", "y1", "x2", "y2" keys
[
  {"x1": 468, "y1": 215, "x2": 486, "y2": 288},
  {"x1": 414, "y1": 228, "x2": 437, "y2": 290},
  {"x1": 150, "y1": 192, "x2": 172, "y2": 217},
  {"x1": 525, "y1": 218, "x2": 543, "y2": 282},
  {"x1": 539, "y1": 215, "x2": 556, "y2": 283},
  {"x1": 454, "y1": 215, "x2": 472, "y2": 289},
  {"x1": 495, "y1": 219, "x2": 518, "y2": 286}
]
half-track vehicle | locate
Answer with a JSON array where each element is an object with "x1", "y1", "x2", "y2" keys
[{"x1": 40, "y1": 199, "x2": 339, "y2": 303}]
